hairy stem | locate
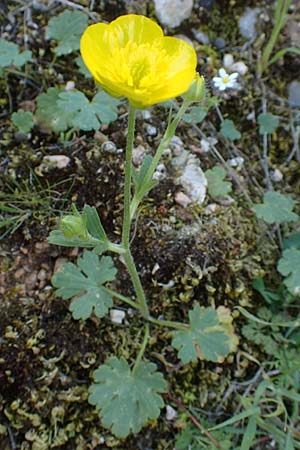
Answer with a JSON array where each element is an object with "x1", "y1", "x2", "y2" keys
[
  {"x1": 122, "y1": 105, "x2": 136, "y2": 248},
  {"x1": 130, "y1": 100, "x2": 190, "y2": 219},
  {"x1": 121, "y1": 105, "x2": 149, "y2": 318},
  {"x1": 133, "y1": 324, "x2": 150, "y2": 372}
]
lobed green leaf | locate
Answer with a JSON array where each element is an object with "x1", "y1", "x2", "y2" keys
[
  {"x1": 52, "y1": 250, "x2": 117, "y2": 319},
  {"x1": 205, "y1": 166, "x2": 232, "y2": 198},
  {"x1": 220, "y1": 119, "x2": 241, "y2": 141},
  {"x1": 45, "y1": 10, "x2": 88, "y2": 56},
  {"x1": 172, "y1": 305, "x2": 237, "y2": 363},
  {"x1": 89, "y1": 357, "x2": 167, "y2": 438},
  {"x1": 253, "y1": 191, "x2": 298, "y2": 224}
]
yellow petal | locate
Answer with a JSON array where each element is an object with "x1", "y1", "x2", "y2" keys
[
  {"x1": 109, "y1": 14, "x2": 163, "y2": 47},
  {"x1": 80, "y1": 14, "x2": 198, "y2": 108}
]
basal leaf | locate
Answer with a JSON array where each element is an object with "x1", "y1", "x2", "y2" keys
[
  {"x1": 89, "y1": 357, "x2": 167, "y2": 438},
  {"x1": 11, "y1": 110, "x2": 34, "y2": 133},
  {"x1": 277, "y1": 248, "x2": 300, "y2": 296},
  {"x1": 253, "y1": 191, "x2": 298, "y2": 224},
  {"x1": 283, "y1": 233, "x2": 300, "y2": 251},
  {"x1": 75, "y1": 55, "x2": 92, "y2": 78},
  {"x1": 0, "y1": 38, "x2": 32, "y2": 68},
  {"x1": 52, "y1": 250, "x2": 117, "y2": 319},
  {"x1": 36, "y1": 87, "x2": 74, "y2": 132},
  {"x1": 220, "y1": 119, "x2": 241, "y2": 141},
  {"x1": 172, "y1": 305, "x2": 236, "y2": 363},
  {"x1": 205, "y1": 166, "x2": 232, "y2": 198},
  {"x1": 258, "y1": 113, "x2": 279, "y2": 134},
  {"x1": 91, "y1": 91, "x2": 120, "y2": 124},
  {"x1": 57, "y1": 90, "x2": 120, "y2": 131},
  {"x1": 58, "y1": 90, "x2": 100, "y2": 131},
  {"x1": 46, "y1": 10, "x2": 88, "y2": 55}
]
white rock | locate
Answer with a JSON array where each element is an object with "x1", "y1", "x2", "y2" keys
[
  {"x1": 146, "y1": 124, "x2": 157, "y2": 136},
  {"x1": 231, "y1": 61, "x2": 248, "y2": 76},
  {"x1": 153, "y1": 163, "x2": 167, "y2": 181},
  {"x1": 178, "y1": 155, "x2": 207, "y2": 205},
  {"x1": 152, "y1": 263, "x2": 160, "y2": 275},
  {"x1": 239, "y1": 8, "x2": 260, "y2": 40},
  {"x1": 200, "y1": 137, "x2": 218, "y2": 153},
  {"x1": 43, "y1": 155, "x2": 70, "y2": 169},
  {"x1": 141, "y1": 109, "x2": 151, "y2": 120},
  {"x1": 227, "y1": 156, "x2": 244, "y2": 168},
  {"x1": 166, "y1": 405, "x2": 177, "y2": 421},
  {"x1": 132, "y1": 145, "x2": 147, "y2": 166},
  {"x1": 101, "y1": 141, "x2": 117, "y2": 153},
  {"x1": 65, "y1": 80, "x2": 75, "y2": 91},
  {"x1": 154, "y1": 0, "x2": 193, "y2": 28},
  {"x1": 271, "y1": 168, "x2": 283, "y2": 182},
  {"x1": 204, "y1": 203, "x2": 218, "y2": 215},
  {"x1": 110, "y1": 309, "x2": 125, "y2": 324},
  {"x1": 175, "y1": 191, "x2": 192, "y2": 208},
  {"x1": 223, "y1": 54, "x2": 248, "y2": 75},
  {"x1": 223, "y1": 53, "x2": 234, "y2": 69}
]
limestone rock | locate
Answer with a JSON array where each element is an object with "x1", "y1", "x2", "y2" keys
[{"x1": 154, "y1": 0, "x2": 193, "y2": 28}]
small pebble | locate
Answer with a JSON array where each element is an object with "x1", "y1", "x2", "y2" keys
[
  {"x1": 231, "y1": 61, "x2": 248, "y2": 76},
  {"x1": 110, "y1": 309, "x2": 126, "y2": 324},
  {"x1": 151, "y1": 263, "x2": 160, "y2": 275},
  {"x1": 141, "y1": 109, "x2": 151, "y2": 120},
  {"x1": 65, "y1": 80, "x2": 75, "y2": 91},
  {"x1": 179, "y1": 155, "x2": 207, "y2": 205},
  {"x1": 153, "y1": 163, "x2": 167, "y2": 181},
  {"x1": 101, "y1": 140, "x2": 117, "y2": 153},
  {"x1": 42, "y1": 155, "x2": 70, "y2": 169},
  {"x1": 271, "y1": 168, "x2": 283, "y2": 182},
  {"x1": 288, "y1": 81, "x2": 300, "y2": 108},
  {"x1": 223, "y1": 53, "x2": 234, "y2": 68},
  {"x1": 146, "y1": 124, "x2": 157, "y2": 136},
  {"x1": 37, "y1": 269, "x2": 47, "y2": 281},
  {"x1": 227, "y1": 156, "x2": 244, "y2": 168},
  {"x1": 166, "y1": 405, "x2": 177, "y2": 421},
  {"x1": 192, "y1": 28, "x2": 210, "y2": 45},
  {"x1": 204, "y1": 203, "x2": 218, "y2": 215},
  {"x1": 132, "y1": 145, "x2": 147, "y2": 166},
  {"x1": 175, "y1": 191, "x2": 192, "y2": 208},
  {"x1": 214, "y1": 37, "x2": 226, "y2": 50},
  {"x1": 239, "y1": 8, "x2": 260, "y2": 40},
  {"x1": 200, "y1": 137, "x2": 218, "y2": 153}
]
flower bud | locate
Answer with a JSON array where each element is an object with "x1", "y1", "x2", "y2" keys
[
  {"x1": 60, "y1": 214, "x2": 87, "y2": 238},
  {"x1": 182, "y1": 73, "x2": 205, "y2": 102}
]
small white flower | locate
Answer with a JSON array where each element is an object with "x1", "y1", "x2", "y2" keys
[{"x1": 213, "y1": 68, "x2": 238, "y2": 91}]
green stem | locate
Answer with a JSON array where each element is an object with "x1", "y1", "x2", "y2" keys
[
  {"x1": 122, "y1": 105, "x2": 136, "y2": 247},
  {"x1": 104, "y1": 287, "x2": 141, "y2": 310},
  {"x1": 107, "y1": 242, "x2": 126, "y2": 254},
  {"x1": 148, "y1": 316, "x2": 188, "y2": 331},
  {"x1": 133, "y1": 324, "x2": 149, "y2": 372},
  {"x1": 121, "y1": 105, "x2": 149, "y2": 319},
  {"x1": 124, "y1": 251, "x2": 149, "y2": 319},
  {"x1": 130, "y1": 100, "x2": 190, "y2": 220}
]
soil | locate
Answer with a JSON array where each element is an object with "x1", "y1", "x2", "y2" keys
[{"x1": 0, "y1": 1, "x2": 300, "y2": 449}]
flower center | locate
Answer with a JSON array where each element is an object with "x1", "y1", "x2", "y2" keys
[
  {"x1": 113, "y1": 41, "x2": 166, "y2": 90},
  {"x1": 222, "y1": 76, "x2": 230, "y2": 84}
]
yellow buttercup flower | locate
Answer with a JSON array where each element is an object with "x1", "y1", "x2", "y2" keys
[{"x1": 80, "y1": 14, "x2": 197, "y2": 108}]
